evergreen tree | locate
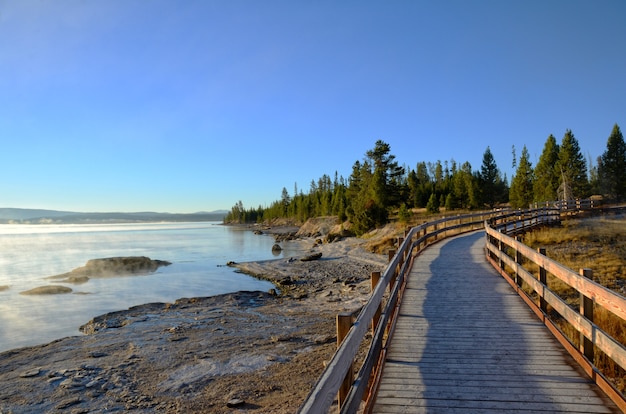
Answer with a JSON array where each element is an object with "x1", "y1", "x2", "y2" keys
[
  {"x1": 365, "y1": 140, "x2": 405, "y2": 209},
  {"x1": 533, "y1": 134, "x2": 560, "y2": 203},
  {"x1": 600, "y1": 124, "x2": 626, "y2": 201},
  {"x1": 509, "y1": 146, "x2": 534, "y2": 208},
  {"x1": 426, "y1": 192, "x2": 439, "y2": 213},
  {"x1": 345, "y1": 141, "x2": 405, "y2": 234},
  {"x1": 479, "y1": 147, "x2": 507, "y2": 208},
  {"x1": 397, "y1": 203, "x2": 412, "y2": 223},
  {"x1": 444, "y1": 193, "x2": 455, "y2": 211},
  {"x1": 280, "y1": 187, "x2": 291, "y2": 215},
  {"x1": 557, "y1": 130, "x2": 589, "y2": 199},
  {"x1": 408, "y1": 162, "x2": 431, "y2": 207}
]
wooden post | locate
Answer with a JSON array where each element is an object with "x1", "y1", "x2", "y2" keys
[
  {"x1": 337, "y1": 312, "x2": 353, "y2": 409},
  {"x1": 580, "y1": 268, "x2": 594, "y2": 362},
  {"x1": 388, "y1": 249, "x2": 397, "y2": 291},
  {"x1": 498, "y1": 232, "x2": 505, "y2": 271},
  {"x1": 371, "y1": 271, "x2": 381, "y2": 333},
  {"x1": 538, "y1": 248, "x2": 548, "y2": 313},
  {"x1": 515, "y1": 236, "x2": 523, "y2": 288}
]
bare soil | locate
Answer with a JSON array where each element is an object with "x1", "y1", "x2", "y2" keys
[{"x1": 0, "y1": 229, "x2": 387, "y2": 413}]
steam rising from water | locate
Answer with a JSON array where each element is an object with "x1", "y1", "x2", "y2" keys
[{"x1": 0, "y1": 222, "x2": 279, "y2": 352}]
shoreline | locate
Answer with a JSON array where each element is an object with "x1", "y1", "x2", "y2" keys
[{"x1": 0, "y1": 231, "x2": 387, "y2": 413}]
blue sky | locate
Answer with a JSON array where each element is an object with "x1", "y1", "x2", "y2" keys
[{"x1": 1, "y1": 1, "x2": 624, "y2": 213}]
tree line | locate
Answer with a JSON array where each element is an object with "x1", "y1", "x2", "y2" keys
[
  {"x1": 225, "y1": 124, "x2": 626, "y2": 235},
  {"x1": 509, "y1": 124, "x2": 625, "y2": 208}
]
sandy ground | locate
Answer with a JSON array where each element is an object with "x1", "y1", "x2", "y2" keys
[{"x1": 0, "y1": 231, "x2": 387, "y2": 413}]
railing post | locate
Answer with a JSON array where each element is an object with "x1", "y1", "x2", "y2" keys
[
  {"x1": 538, "y1": 248, "x2": 548, "y2": 313},
  {"x1": 515, "y1": 236, "x2": 523, "y2": 288},
  {"x1": 388, "y1": 249, "x2": 397, "y2": 291},
  {"x1": 398, "y1": 237, "x2": 405, "y2": 265},
  {"x1": 580, "y1": 268, "x2": 594, "y2": 363},
  {"x1": 498, "y1": 231, "x2": 505, "y2": 271},
  {"x1": 371, "y1": 271, "x2": 381, "y2": 333},
  {"x1": 337, "y1": 312, "x2": 353, "y2": 409}
]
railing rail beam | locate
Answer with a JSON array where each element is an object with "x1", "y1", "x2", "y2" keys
[{"x1": 299, "y1": 199, "x2": 604, "y2": 413}]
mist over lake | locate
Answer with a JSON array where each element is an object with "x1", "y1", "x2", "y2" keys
[{"x1": 0, "y1": 222, "x2": 292, "y2": 352}]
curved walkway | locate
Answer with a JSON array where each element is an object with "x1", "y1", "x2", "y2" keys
[{"x1": 372, "y1": 231, "x2": 620, "y2": 413}]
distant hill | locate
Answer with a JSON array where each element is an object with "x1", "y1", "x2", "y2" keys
[{"x1": 0, "y1": 208, "x2": 228, "y2": 224}]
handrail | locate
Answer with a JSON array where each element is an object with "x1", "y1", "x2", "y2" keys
[
  {"x1": 484, "y1": 215, "x2": 626, "y2": 411},
  {"x1": 298, "y1": 211, "x2": 499, "y2": 413},
  {"x1": 298, "y1": 200, "x2": 599, "y2": 413}
]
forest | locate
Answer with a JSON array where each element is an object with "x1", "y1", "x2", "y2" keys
[{"x1": 224, "y1": 124, "x2": 626, "y2": 235}]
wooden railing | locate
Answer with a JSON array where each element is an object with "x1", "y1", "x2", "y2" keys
[
  {"x1": 531, "y1": 198, "x2": 598, "y2": 211},
  {"x1": 298, "y1": 211, "x2": 498, "y2": 413},
  {"x1": 298, "y1": 201, "x2": 602, "y2": 413},
  {"x1": 484, "y1": 218, "x2": 626, "y2": 412}
]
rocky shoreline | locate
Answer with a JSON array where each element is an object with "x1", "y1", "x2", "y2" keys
[{"x1": 0, "y1": 224, "x2": 388, "y2": 413}]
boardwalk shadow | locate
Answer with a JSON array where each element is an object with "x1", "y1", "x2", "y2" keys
[
  {"x1": 418, "y1": 231, "x2": 565, "y2": 411},
  {"x1": 375, "y1": 231, "x2": 617, "y2": 413}
]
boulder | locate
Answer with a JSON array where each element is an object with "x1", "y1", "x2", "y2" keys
[
  {"x1": 46, "y1": 256, "x2": 171, "y2": 283},
  {"x1": 300, "y1": 252, "x2": 322, "y2": 262},
  {"x1": 20, "y1": 285, "x2": 73, "y2": 295}
]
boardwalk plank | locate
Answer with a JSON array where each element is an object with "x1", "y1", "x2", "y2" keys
[{"x1": 371, "y1": 231, "x2": 620, "y2": 414}]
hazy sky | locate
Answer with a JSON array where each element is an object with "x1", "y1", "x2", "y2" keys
[{"x1": 1, "y1": 1, "x2": 624, "y2": 213}]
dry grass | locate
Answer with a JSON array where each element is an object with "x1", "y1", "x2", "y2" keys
[
  {"x1": 523, "y1": 217, "x2": 626, "y2": 294},
  {"x1": 522, "y1": 215, "x2": 626, "y2": 391}
]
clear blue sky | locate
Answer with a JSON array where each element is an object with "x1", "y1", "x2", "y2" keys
[{"x1": 1, "y1": 1, "x2": 624, "y2": 213}]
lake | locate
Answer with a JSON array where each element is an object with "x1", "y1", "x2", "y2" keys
[{"x1": 0, "y1": 222, "x2": 299, "y2": 352}]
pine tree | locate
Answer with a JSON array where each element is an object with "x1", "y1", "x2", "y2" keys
[
  {"x1": 557, "y1": 130, "x2": 589, "y2": 199},
  {"x1": 365, "y1": 140, "x2": 405, "y2": 209},
  {"x1": 533, "y1": 134, "x2": 560, "y2": 203},
  {"x1": 410, "y1": 162, "x2": 431, "y2": 207},
  {"x1": 479, "y1": 147, "x2": 507, "y2": 208},
  {"x1": 600, "y1": 124, "x2": 626, "y2": 201},
  {"x1": 509, "y1": 146, "x2": 534, "y2": 208},
  {"x1": 398, "y1": 203, "x2": 412, "y2": 223},
  {"x1": 280, "y1": 187, "x2": 291, "y2": 215},
  {"x1": 426, "y1": 192, "x2": 439, "y2": 213}
]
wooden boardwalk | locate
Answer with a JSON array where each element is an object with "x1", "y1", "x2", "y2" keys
[{"x1": 372, "y1": 231, "x2": 620, "y2": 414}]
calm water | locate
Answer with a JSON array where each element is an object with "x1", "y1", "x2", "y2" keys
[{"x1": 0, "y1": 222, "x2": 299, "y2": 352}]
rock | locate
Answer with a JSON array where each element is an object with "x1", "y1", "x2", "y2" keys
[
  {"x1": 89, "y1": 351, "x2": 108, "y2": 358},
  {"x1": 20, "y1": 368, "x2": 41, "y2": 378},
  {"x1": 46, "y1": 256, "x2": 171, "y2": 282},
  {"x1": 20, "y1": 285, "x2": 73, "y2": 295},
  {"x1": 300, "y1": 252, "x2": 322, "y2": 262},
  {"x1": 64, "y1": 275, "x2": 90, "y2": 284},
  {"x1": 279, "y1": 276, "x2": 294, "y2": 286},
  {"x1": 271, "y1": 243, "x2": 282, "y2": 252},
  {"x1": 56, "y1": 397, "x2": 81, "y2": 410},
  {"x1": 226, "y1": 398, "x2": 245, "y2": 408}
]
